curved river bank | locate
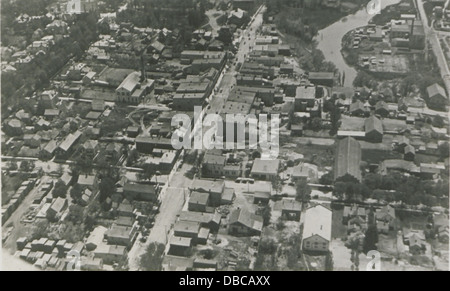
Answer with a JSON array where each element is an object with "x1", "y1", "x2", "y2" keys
[{"x1": 315, "y1": 0, "x2": 402, "y2": 86}]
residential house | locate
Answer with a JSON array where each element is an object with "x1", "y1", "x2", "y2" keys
[
  {"x1": 427, "y1": 83, "x2": 447, "y2": 107},
  {"x1": 302, "y1": 205, "x2": 332, "y2": 252},
  {"x1": 276, "y1": 199, "x2": 302, "y2": 221},
  {"x1": 188, "y1": 191, "x2": 210, "y2": 213},
  {"x1": 250, "y1": 159, "x2": 280, "y2": 181},
  {"x1": 123, "y1": 183, "x2": 159, "y2": 202},
  {"x1": 85, "y1": 226, "x2": 107, "y2": 251},
  {"x1": 47, "y1": 197, "x2": 68, "y2": 220},
  {"x1": 365, "y1": 115, "x2": 383, "y2": 143},
  {"x1": 376, "y1": 205, "x2": 396, "y2": 233},
  {"x1": 169, "y1": 236, "x2": 192, "y2": 257},
  {"x1": 228, "y1": 208, "x2": 263, "y2": 236},
  {"x1": 94, "y1": 244, "x2": 127, "y2": 265}
]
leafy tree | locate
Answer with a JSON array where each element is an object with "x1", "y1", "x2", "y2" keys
[
  {"x1": 140, "y1": 242, "x2": 165, "y2": 271},
  {"x1": 66, "y1": 205, "x2": 85, "y2": 224},
  {"x1": 19, "y1": 160, "x2": 34, "y2": 172},
  {"x1": 296, "y1": 180, "x2": 311, "y2": 204},
  {"x1": 261, "y1": 205, "x2": 272, "y2": 226},
  {"x1": 438, "y1": 142, "x2": 449, "y2": 158},
  {"x1": 53, "y1": 180, "x2": 68, "y2": 198},
  {"x1": 363, "y1": 225, "x2": 378, "y2": 254},
  {"x1": 310, "y1": 117, "x2": 323, "y2": 131},
  {"x1": 432, "y1": 115, "x2": 445, "y2": 128},
  {"x1": 70, "y1": 184, "x2": 83, "y2": 203}
]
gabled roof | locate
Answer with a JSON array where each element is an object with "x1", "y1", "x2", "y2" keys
[
  {"x1": 427, "y1": 83, "x2": 447, "y2": 99},
  {"x1": 365, "y1": 115, "x2": 383, "y2": 134},
  {"x1": 334, "y1": 137, "x2": 362, "y2": 182},
  {"x1": 229, "y1": 208, "x2": 263, "y2": 232},
  {"x1": 302, "y1": 204, "x2": 332, "y2": 242}
]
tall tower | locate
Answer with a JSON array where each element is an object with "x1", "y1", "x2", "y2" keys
[{"x1": 140, "y1": 53, "x2": 146, "y2": 83}]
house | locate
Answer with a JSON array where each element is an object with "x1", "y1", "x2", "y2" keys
[
  {"x1": 174, "y1": 221, "x2": 201, "y2": 240},
  {"x1": 47, "y1": 197, "x2": 68, "y2": 220},
  {"x1": 376, "y1": 205, "x2": 396, "y2": 232},
  {"x1": 343, "y1": 204, "x2": 367, "y2": 224},
  {"x1": 291, "y1": 163, "x2": 318, "y2": 183},
  {"x1": 438, "y1": 226, "x2": 449, "y2": 243},
  {"x1": 115, "y1": 71, "x2": 155, "y2": 104},
  {"x1": 91, "y1": 99, "x2": 106, "y2": 112},
  {"x1": 375, "y1": 101, "x2": 389, "y2": 117},
  {"x1": 94, "y1": 244, "x2": 127, "y2": 265},
  {"x1": 228, "y1": 208, "x2": 263, "y2": 236},
  {"x1": 295, "y1": 86, "x2": 316, "y2": 111},
  {"x1": 427, "y1": 83, "x2": 447, "y2": 108},
  {"x1": 77, "y1": 174, "x2": 98, "y2": 190},
  {"x1": 202, "y1": 153, "x2": 226, "y2": 178},
  {"x1": 56, "y1": 131, "x2": 82, "y2": 159},
  {"x1": 117, "y1": 201, "x2": 134, "y2": 217},
  {"x1": 123, "y1": 182, "x2": 159, "y2": 202},
  {"x1": 188, "y1": 191, "x2": 210, "y2": 212},
  {"x1": 302, "y1": 205, "x2": 332, "y2": 252},
  {"x1": 85, "y1": 226, "x2": 107, "y2": 251},
  {"x1": 250, "y1": 159, "x2": 280, "y2": 181},
  {"x1": 308, "y1": 72, "x2": 334, "y2": 87},
  {"x1": 253, "y1": 191, "x2": 271, "y2": 205},
  {"x1": 404, "y1": 145, "x2": 416, "y2": 161},
  {"x1": 334, "y1": 137, "x2": 362, "y2": 183},
  {"x1": 404, "y1": 231, "x2": 426, "y2": 255},
  {"x1": 105, "y1": 223, "x2": 138, "y2": 248},
  {"x1": 169, "y1": 236, "x2": 192, "y2": 257},
  {"x1": 126, "y1": 126, "x2": 140, "y2": 138},
  {"x1": 81, "y1": 257, "x2": 103, "y2": 271},
  {"x1": 276, "y1": 199, "x2": 302, "y2": 221},
  {"x1": 179, "y1": 211, "x2": 221, "y2": 232},
  {"x1": 190, "y1": 179, "x2": 225, "y2": 207},
  {"x1": 364, "y1": 115, "x2": 383, "y2": 143},
  {"x1": 349, "y1": 100, "x2": 366, "y2": 116},
  {"x1": 221, "y1": 188, "x2": 236, "y2": 205}
]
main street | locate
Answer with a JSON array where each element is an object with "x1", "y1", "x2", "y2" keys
[
  {"x1": 416, "y1": 0, "x2": 450, "y2": 95},
  {"x1": 126, "y1": 5, "x2": 266, "y2": 270}
]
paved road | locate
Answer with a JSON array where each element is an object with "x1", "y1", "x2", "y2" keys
[
  {"x1": 416, "y1": 0, "x2": 450, "y2": 95},
  {"x1": 126, "y1": 5, "x2": 267, "y2": 270}
]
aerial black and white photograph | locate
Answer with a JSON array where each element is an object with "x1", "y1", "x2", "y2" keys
[{"x1": 0, "y1": 0, "x2": 449, "y2": 273}]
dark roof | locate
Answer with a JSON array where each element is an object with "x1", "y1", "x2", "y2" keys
[{"x1": 123, "y1": 183, "x2": 156, "y2": 195}]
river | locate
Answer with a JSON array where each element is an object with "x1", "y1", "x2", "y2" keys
[{"x1": 316, "y1": 0, "x2": 402, "y2": 86}]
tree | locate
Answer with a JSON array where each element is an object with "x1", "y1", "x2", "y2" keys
[
  {"x1": 70, "y1": 184, "x2": 83, "y2": 203},
  {"x1": 271, "y1": 176, "x2": 283, "y2": 195},
  {"x1": 296, "y1": 180, "x2": 311, "y2": 204},
  {"x1": 53, "y1": 180, "x2": 68, "y2": 198},
  {"x1": 19, "y1": 160, "x2": 34, "y2": 172},
  {"x1": 261, "y1": 205, "x2": 272, "y2": 226},
  {"x1": 99, "y1": 176, "x2": 116, "y2": 202},
  {"x1": 66, "y1": 205, "x2": 85, "y2": 225},
  {"x1": 438, "y1": 142, "x2": 450, "y2": 158},
  {"x1": 345, "y1": 231, "x2": 365, "y2": 271},
  {"x1": 432, "y1": 115, "x2": 445, "y2": 128},
  {"x1": 319, "y1": 172, "x2": 334, "y2": 185},
  {"x1": 329, "y1": 105, "x2": 341, "y2": 135},
  {"x1": 140, "y1": 242, "x2": 165, "y2": 271},
  {"x1": 310, "y1": 117, "x2": 323, "y2": 131},
  {"x1": 363, "y1": 225, "x2": 378, "y2": 254}
]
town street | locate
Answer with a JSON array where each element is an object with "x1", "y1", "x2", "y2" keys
[
  {"x1": 416, "y1": 0, "x2": 450, "y2": 95},
  {"x1": 126, "y1": 5, "x2": 266, "y2": 270}
]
